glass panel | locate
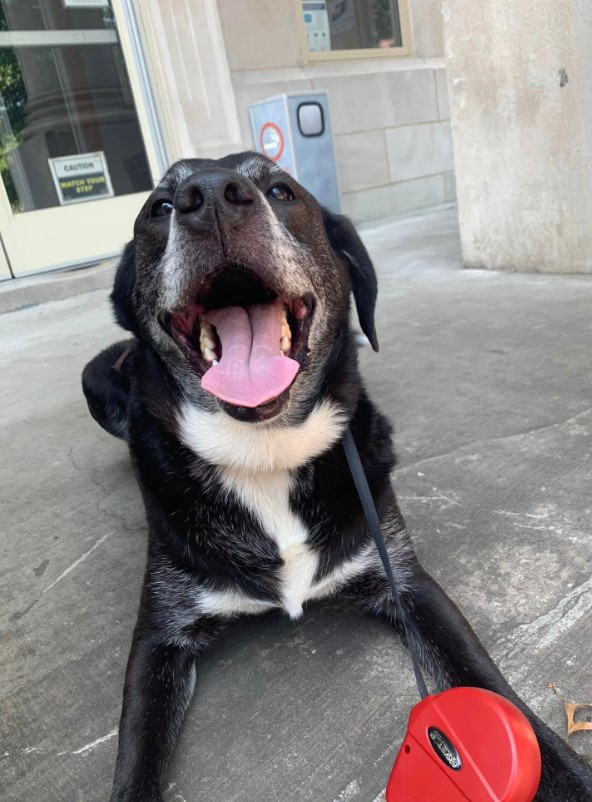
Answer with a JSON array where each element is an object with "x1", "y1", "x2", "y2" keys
[
  {"x1": 302, "y1": 0, "x2": 402, "y2": 53},
  {"x1": 0, "y1": 0, "x2": 152, "y2": 213},
  {"x1": 0, "y1": 0, "x2": 113, "y2": 32}
]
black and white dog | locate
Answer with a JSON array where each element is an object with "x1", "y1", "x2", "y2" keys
[{"x1": 83, "y1": 152, "x2": 592, "y2": 801}]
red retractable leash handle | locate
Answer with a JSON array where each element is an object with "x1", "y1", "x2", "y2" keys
[{"x1": 342, "y1": 430, "x2": 542, "y2": 802}]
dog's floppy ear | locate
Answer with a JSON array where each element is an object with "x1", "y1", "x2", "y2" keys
[
  {"x1": 321, "y1": 208, "x2": 379, "y2": 352},
  {"x1": 110, "y1": 240, "x2": 139, "y2": 335}
]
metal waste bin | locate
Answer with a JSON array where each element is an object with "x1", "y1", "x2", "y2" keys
[{"x1": 249, "y1": 91, "x2": 341, "y2": 212}]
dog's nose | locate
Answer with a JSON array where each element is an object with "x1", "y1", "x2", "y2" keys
[{"x1": 174, "y1": 168, "x2": 256, "y2": 233}]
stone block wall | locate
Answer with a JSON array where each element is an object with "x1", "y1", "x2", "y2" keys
[{"x1": 217, "y1": 1, "x2": 455, "y2": 223}]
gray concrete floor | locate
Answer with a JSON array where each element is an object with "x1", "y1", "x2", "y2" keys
[{"x1": 1, "y1": 206, "x2": 591, "y2": 802}]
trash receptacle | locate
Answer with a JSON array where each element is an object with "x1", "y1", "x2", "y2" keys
[{"x1": 250, "y1": 91, "x2": 341, "y2": 213}]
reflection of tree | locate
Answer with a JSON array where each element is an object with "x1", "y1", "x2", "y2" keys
[
  {"x1": 0, "y1": 46, "x2": 27, "y2": 209},
  {"x1": 372, "y1": 0, "x2": 393, "y2": 43}
]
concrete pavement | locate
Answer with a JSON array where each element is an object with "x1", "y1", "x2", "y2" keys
[
  {"x1": 1, "y1": 206, "x2": 591, "y2": 801},
  {"x1": 0, "y1": 261, "x2": 115, "y2": 316}
]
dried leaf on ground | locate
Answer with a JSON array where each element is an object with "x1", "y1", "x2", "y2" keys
[{"x1": 548, "y1": 683, "x2": 592, "y2": 738}]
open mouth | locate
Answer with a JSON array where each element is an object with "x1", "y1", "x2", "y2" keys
[{"x1": 160, "y1": 266, "x2": 313, "y2": 417}]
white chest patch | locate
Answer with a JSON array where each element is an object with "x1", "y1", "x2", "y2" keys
[
  {"x1": 220, "y1": 468, "x2": 317, "y2": 619},
  {"x1": 176, "y1": 399, "x2": 346, "y2": 473},
  {"x1": 176, "y1": 400, "x2": 375, "y2": 619}
]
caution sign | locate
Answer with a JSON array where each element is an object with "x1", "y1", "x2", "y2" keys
[
  {"x1": 49, "y1": 152, "x2": 114, "y2": 205},
  {"x1": 259, "y1": 123, "x2": 285, "y2": 162},
  {"x1": 63, "y1": 1, "x2": 109, "y2": 9}
]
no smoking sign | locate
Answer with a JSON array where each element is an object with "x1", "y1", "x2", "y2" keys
[{"x1": 259, "y1": 122, "x2": 285, "y2": 162}]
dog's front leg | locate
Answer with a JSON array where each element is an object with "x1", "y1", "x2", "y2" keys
[
  {"x1": 110, "y1": 614, "x2": 221, "y2": 802},
  {"x1": 110, "y1": 635, "x2": 195, "y2": 802},
  {"x1": 347, "y1": 560, "x2": 592, "y2": 801}
]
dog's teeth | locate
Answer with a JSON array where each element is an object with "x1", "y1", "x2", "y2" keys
[
  {"x1": 199, "y1": 321, "x2": 219, "y2": 360},
  {"x1": 212, "y1": 359, "x2": 219, "y2": 366},
  {"x1": 280, "y1": 335, "x2": 291, "y2": 354},
  {"x1": 200, "y1": 335, "x2": 216, "y2": 350},
  {"x1": 280, "y1": 314, "x2": 292, "y2": 353},
  {"x1": 199, "y1": 326, "x2": 216, "y2": 349},
  {"x1": 200, "y1": 322, "x2": 215, "y2": 341}
]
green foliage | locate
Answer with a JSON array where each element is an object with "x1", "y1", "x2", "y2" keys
[
  {"x1": 372, "y1": 0, "x2": 393, "y2": 42},
  {"x1": 371, "y1": 0, "x2": 401, "y2": 47},
  {"x1": 0, "y1": 44, "x2": 27, "y2": 209}
]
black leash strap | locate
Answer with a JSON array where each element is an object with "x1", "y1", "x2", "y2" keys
[{"x1": 342, "y1": 428, "x2": 429, "y2": 700}]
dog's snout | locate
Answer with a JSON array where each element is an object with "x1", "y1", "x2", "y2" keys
[
  {"x1": 223, "y1": 179, "x2": 255, "y2": 207},
  {"x1": 174, "y1": 168, "x2": 256, "y2": 233},
  {"x1": 175, "y1": 183, "x2": 204, "y2": 215}
]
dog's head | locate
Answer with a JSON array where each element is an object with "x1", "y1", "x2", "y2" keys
[{"x1": 112, "y1": 152, "x2": 378, "y2": 423}]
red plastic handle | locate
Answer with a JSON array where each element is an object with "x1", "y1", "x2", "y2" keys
[{"x1": 386, "y1": 688, "x2": 541, "y2": 802}]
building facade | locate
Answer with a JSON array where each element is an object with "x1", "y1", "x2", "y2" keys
[{"x1": 0, "y1": 0, "x2": 453, "y2": 277}]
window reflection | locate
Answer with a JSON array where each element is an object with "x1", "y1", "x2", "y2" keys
[
  {"x1": 0, "y1": 0, "x2": 151, "y2": 212},
  {"x1": 302, "y1": 0, "x2": 403, "y2": 53}
]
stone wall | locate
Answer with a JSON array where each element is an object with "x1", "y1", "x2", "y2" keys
[
  {"x1": 443, "y1": 0, "x2": 592, "y2": 273},
  {"x1": 217, "y1": 0, "x2": 455, "y2": 223}
]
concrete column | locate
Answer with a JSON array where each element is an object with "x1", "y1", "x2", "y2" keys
[
  {"x1": 442, "y1": 0, "x2": 592, "y2": 273},
  {"x1": 137, "y1": 0, "x2": 243, "y2": 162}
]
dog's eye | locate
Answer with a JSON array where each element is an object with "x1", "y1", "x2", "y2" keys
[
  {"x1": 150, "y1": 199, "x2": 174, "y2": 218},
  {"x1": 267, "y1": 183, "x2": 295, "y2": 202}
]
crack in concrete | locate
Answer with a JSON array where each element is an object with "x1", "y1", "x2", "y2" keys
[
  {"x1": 395, "y1": 406, "x2": 592, "y2": 475},
  {"x1": 18, "y1": 727, "x2": 119, "y2": 759},
  {"x1": 42, "y1": 531, "x2": 112, "y2": 595},
  {"x1": 9, "y1": 600, "x2": 37, "y2": 622},
  {"x1": 67, "y1": 443, "x2": 85, "y2": 473},
  {"x1": 9, "y1": 531, "x2": 113, "y2": 621},
  {"x1": 165, "y1": 782, "x2": 188, "y2": 802},
  {"x1": 498, "y1": 572, "x2": 592, "y2": 672},
  {"x1": 397, "y1": 489, "x2": 537, "y2": 520},
  {"x1": 66, "y1": 727, "x2": 118, "y2": 756},
  {"x1": 10, "y1": 440, "x2": 125, "y2": 627},
  {"x1": 397, "y1": 489, "x2": 585, "y2": 543},
  {"x1": 96, "y1": 496, "x2": 146, "y2": 534},
  {"x1": 68, "y1": 443, "x2": 145, "y2": 534},
  {"x1": 333, "y1": 779, "x2": 361, "y2": 801}
]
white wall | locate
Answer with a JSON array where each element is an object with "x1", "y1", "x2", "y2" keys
[
  {"x1": 443, "y1": 0, "x2": 592, "y2": 273},
  {"x1": 217, "y1": 0, "x2": 455, "y2": 223}
]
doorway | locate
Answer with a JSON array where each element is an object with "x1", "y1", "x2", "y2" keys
[{"x1": 0, "y1": 0, "x2": 165, "y2": 276}]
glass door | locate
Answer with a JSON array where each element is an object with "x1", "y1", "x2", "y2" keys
[
  {"x1": 0, "y1": 0, "x2": 164, "y2": 275},
  {"x1": 0, "y1": 231, "x2": 11, "y2": 277}
]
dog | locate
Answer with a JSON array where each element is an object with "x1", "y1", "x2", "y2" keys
[{"x1": 82, "y1": 152, "x2": 592, "y2": 801}]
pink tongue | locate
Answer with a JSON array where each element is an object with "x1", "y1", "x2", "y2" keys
[{"x1": 201, "y1": 300, "x2": 299, "y2": 408}]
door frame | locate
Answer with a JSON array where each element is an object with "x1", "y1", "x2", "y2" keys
[
  {"x1": 0, "y1": 0, "x2": 169, "y2": 277},
  {"x1": 0, "y1": 229, "x2": 12, "y2": 279}
]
